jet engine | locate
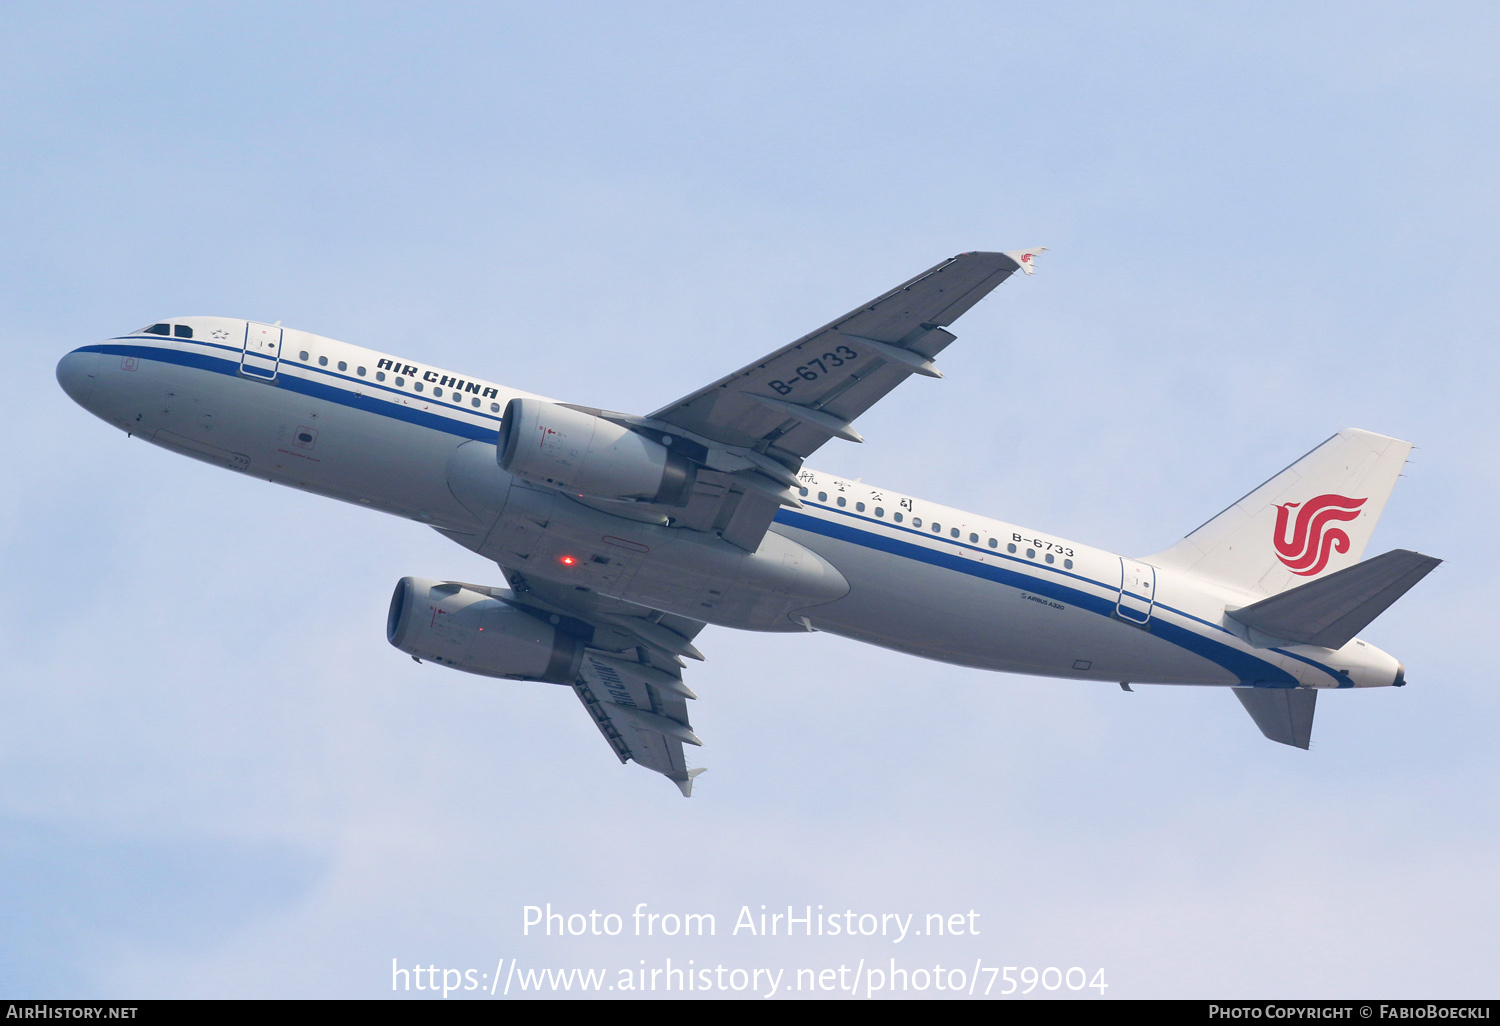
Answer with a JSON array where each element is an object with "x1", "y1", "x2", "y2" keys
[
  {"x1": 386, "y1": 576, "x2": 582, "y2": 683},
  {"x1": 497, "y1": 398, "x2": 695, "y2": 505}
]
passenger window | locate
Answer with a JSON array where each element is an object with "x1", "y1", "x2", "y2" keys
[
  {"x1": 818, "y1": 492, "x2": 827, "y2": 502},
  {"x1": 1027, "y1": 548, "x2": 1036, "y2": 559},
  {"x1": 299, "y1": 351, "x2": 310, "y2": 361},
  {"x1": 799, "y1": 487, "x2": 809, "y2": 496},
  {"x1": 414, "y1": 382, "x2": 424, "y2": 392},
  {"x1": 1008, "y1": 543, "x2": 1017, "y2": 553},
  {"x1": 1064, "y1": 558, "x2": 1074, "y2": 569},
  {"x1": 912, "y1": 518, "x2": 922, "y2": 527},
  {"x1": 395, "y1": 376, "x2": 405, "y2": 387},
  {"x1": 173, "y1": 325, "x2": 193, "y2": 338},
  {"x1": 318, "y1": 356, "x2": 328, "y2": 366},
  {"x1": 144, "y1": 323, "x2": 170, "y2": 335},
  {"x1": 893, "y1": 513, "x2": 903, "y2": 523},
  {"x1": 1045, "y1": 553, "x2": 1055, "y2": 564},
  {"x1": 357, "y1": 366, "x2": 366, "y2": 376},
  {"x1": 969, "y1": 532, "x2": 978, "y2": 543},
  {"x1": 875, "y1": 507, "x2": 884, "y2": 517},
  {"x1": 988, "y1": 538, "x2": 997, "y2": 548},
  {"x1": 434, "y1": 387, "x2": 443, "y2": 397},
  {"x1": 490, "y1": 402, "x2": 500, "y2": 412},
  {"x1": 856, "y1": 502, "x2": 865, "y2": 512},
  {"x1": 951, "y1": 528, "x2": 960, "y2": 538},
  {"x1": 837, "y1": 497, "x2": 846, "y2": 507},
  {"x1": 471, "y1": 397, "x2": 480, "y2": 407},
  {"x1": 337, "y1": 361, "x2": 347, "y2": 371},
  {"x1": 932, "y1": 523, "x2": 942, "y2": 533}
]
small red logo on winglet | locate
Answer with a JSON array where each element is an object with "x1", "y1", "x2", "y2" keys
[{"x1": 1273, "y1": 494, "x2": 1367, "y2": 576}]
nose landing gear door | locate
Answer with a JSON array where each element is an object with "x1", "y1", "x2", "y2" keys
[
  {"x1": 1116, "y1": 558, "x2": 1156, "y2": 626},
  {"x1": 241, "y1": 322, "x2": 282, "y2": 381}
]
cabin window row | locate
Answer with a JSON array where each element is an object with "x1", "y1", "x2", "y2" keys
[
  {"x1": 295, "y1": 350, "x2": 503, "y2": 412},
  {"x1": 796, "y1": 486, "x2": 1074, "y2": 569}
]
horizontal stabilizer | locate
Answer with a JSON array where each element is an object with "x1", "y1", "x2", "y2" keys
[
  {"x1": 1228, "y1": 548, "x2": 1441, "y2": 649},
  {"x1": 1235, "y1": 687, "x2": 1317, "y2": 749}
]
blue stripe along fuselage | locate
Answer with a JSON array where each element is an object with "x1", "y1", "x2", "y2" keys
[
  {"x1": 84, "y1": 339, "x2": 502, "y2": 441},
  {"x1": 85, "y1": 339, "x2": 1346, "y2": 688},
  {"x1": 772, "y1": 507, "x2": 1326, "y2": 687}
]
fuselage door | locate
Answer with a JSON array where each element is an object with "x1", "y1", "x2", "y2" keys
[
  {"x1": 241, "y1": 322, "x2": 282, "y2": 381},
  {"x1": 1117, "y1": 558, "x2": 1156, "y2": 625}
]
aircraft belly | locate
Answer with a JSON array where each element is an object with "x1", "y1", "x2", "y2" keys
[
  {"x1": 464, "y1": 486, "x2": 849, "y2": 631},
  {"x1": 778, "y1": 523, "x2": 1238, "y2": 686}
]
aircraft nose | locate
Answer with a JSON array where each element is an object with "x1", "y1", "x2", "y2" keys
[{"x1": 56, "y1": 349, "x2": 100, "y2": 407}]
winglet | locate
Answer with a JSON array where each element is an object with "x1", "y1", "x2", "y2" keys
[
  {"x1": 1002, "y1": 247, "x2": 1047, "y2": 275},
  {"x1": 673, "y1": 767, "x2": 708, "y2": 798}
]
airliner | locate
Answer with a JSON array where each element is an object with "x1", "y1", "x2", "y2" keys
[{"x1": 56, "y1": 251, "x2": 1440, "y2": 794}]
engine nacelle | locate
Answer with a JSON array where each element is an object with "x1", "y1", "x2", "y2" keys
[
  {"x1": 386, "y1": 576, "x2": 582, "y2": 683},
  {"x1": 498, "y1": 398, "x2": 695, "y2": 505}
]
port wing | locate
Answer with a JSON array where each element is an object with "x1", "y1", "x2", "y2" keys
[{"x1": 503, "y1": 569, "x2": 709, "y2": 796}]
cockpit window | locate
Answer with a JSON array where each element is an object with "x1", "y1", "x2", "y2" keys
[
  {"x1": 173, "y1": 325, "x2": 193, "y2": 338},
  {"x1": 142, "y1": 323, "x2": 170, "y2": 336}
]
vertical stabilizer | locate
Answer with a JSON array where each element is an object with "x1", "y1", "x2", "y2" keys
[{"x1": 1148, "y1": 429, "x2": 1412, "y2": 597}]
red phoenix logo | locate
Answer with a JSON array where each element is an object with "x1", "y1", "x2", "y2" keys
[{"x1": 1273, "y1": 494, "x2": 1367, "y2": 576}]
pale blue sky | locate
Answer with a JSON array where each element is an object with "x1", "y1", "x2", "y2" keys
[{"x1": 3, "y1": 2, "x2": 1498, "y2": 997}]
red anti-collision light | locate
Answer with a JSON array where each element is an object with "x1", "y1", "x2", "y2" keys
[{"x1": 559, "y1": 555, "x2": 577, "y2": 566}]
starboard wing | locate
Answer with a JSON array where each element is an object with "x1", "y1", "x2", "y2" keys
[
  {"x1": 591, "y1": 250, "x2": 1041, "y2": 553},
  {"x1": 649, "y1": 250, "x2": 1041, "y2": 461}
]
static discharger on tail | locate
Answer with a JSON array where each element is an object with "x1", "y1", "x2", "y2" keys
[{"x1": 56, "y1": 249, "x2": 1439, "y2": 791}]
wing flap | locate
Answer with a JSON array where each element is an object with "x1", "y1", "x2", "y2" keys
[
  {"x1": 719, "y1": 488, "x2": 783, "y2": 552},
  {"x1": 574, "y1": 659, "x2": 702, "y2": 794}
]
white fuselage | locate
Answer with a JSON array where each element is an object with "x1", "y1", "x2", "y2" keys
[{"x1": 56, "y1": 318, "x2": 1404, "y2": 692}]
